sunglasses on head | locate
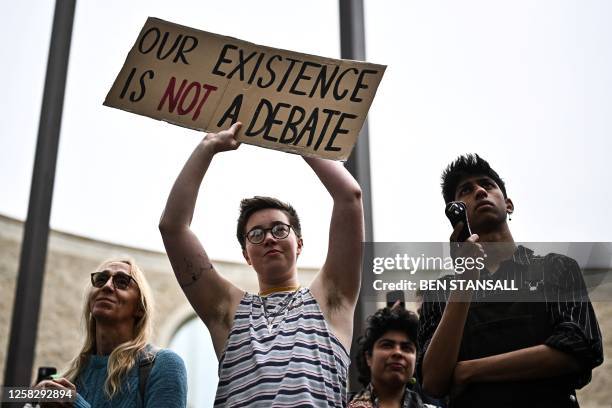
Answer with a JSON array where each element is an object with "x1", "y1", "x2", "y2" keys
[{"x1": 90, "y1": 271, "x2": 136, "y2": 290}]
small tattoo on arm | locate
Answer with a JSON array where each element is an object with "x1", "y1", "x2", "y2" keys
[{"x1": 180, "y1": 257, "x2": 212, "y2": 288}]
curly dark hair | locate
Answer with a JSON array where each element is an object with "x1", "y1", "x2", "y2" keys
[
  {"x1": 236, "y1": 196, "x2": 302, "y2": 250},
  {"x1": 355, "y1": 307, "x2": 420, "y2": 387},
  {"x1": 441, "y1": 153, "x2": 507, "y2": 204}
]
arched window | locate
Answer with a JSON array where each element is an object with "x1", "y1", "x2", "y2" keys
[{"x1": 168, "y1": 316, "x2": 218, "y2": 407}]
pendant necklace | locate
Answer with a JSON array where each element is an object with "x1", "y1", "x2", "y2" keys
[{"x1": 260, "y1": 288, "x2": 300, "y2": 334}]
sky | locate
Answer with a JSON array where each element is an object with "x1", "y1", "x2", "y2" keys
[{"x1": 2, "y1": 1, "x2": 612, "y2": 406}]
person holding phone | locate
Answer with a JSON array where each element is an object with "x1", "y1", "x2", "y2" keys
[
  {"x1": 417, "y1": 154, "x2": 603, "y2": 407},
  {"x1": 34, "y1": 258, "x2": 187, "y2": 407},
  {"x1": 159, "y1": 122, "x2": 364, "y2": 407}
]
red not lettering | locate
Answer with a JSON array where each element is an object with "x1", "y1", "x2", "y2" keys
[{"x1": 157, "y1": 76, "x2": 218, "y2": 121}]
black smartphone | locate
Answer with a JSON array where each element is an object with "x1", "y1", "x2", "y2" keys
[
  {"x1": 36, "y1": 367, "x2": 57, "y2": 384},
  {"x1": 386, "y1": 290, "x2": 405, "y2": 309},
  {"x1": 445, "y1": 201, "x2": 472, "y2": 242}
]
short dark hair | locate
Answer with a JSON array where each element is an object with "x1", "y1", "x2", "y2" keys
[
  {"x1": 441, "y1": 153, "x2": 507, "y2": 203},
  {"x1": 236, "y1": 196, "x2": 302, "y2": 250},
  {"x1": 355, "y1": 307, "x2": 419, "y2": 387}
]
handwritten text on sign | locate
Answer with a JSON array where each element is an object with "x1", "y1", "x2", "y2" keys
[{"x1": 104, "y1": 17, "x2": 386, "y2": 160}]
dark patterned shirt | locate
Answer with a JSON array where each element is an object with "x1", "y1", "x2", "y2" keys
[
  {"x1": 348, "y1": 383, "x2": 438, "y2": 408},
  {"x1": 417, "y1": 246, "x2": 603, "y2": 395}
]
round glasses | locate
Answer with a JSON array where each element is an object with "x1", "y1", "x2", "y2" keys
[
  {"x1": 245, "y1": 223, "x2": 293, "y2": 245},
  {"x1": 90, "y1": 271, "x2": 136, "y2": 290}
]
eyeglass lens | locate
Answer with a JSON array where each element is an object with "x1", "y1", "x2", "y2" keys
[{"x1": 247, "y1": 224, "x2": 290, "y2": 244}]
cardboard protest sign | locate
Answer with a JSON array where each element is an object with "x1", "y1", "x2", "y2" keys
[{"x1": 104, "y1": 17, "x2": 386, "y2": 161}]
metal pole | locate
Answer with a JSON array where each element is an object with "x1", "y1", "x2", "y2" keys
[
  {"x1": 3, "y1": 0, "x2": 76, "y2": 392},
  {"x1": 338, "y1": 0, "x2": 374, "y2": 392}
]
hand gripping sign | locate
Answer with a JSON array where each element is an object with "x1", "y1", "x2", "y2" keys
[{"x1": 104, "y1": 17, "x2": 386, "y2": 161}]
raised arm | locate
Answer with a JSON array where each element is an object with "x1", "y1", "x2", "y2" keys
[
  {"x1": 306, "y1": 157, "x2": 363, "y2": 348},
  {"x1": 158, "y1": 123, "x2": 244, "y2": 356}
]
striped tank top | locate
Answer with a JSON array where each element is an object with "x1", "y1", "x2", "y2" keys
[{"x1": 214, "y1": 288, "x2": 350, "y2": 407}]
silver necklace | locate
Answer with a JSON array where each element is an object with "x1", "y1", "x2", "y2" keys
[{"x1": 260, "y1": 290, "x2": 300, "y2": 334}]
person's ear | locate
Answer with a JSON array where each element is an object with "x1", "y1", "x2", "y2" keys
[
  {"x1": 505, "y1": 198, "x2": 514, "y2": 215},
  {"x1": 296, "y1": 238, "x2": 303, "y2": 257},
  {"x1": 243, "y1": 249, "x2": 252, "y2": 266},
  {"x1": 365, "y1": 351, "x2": 372, "y2": 368}
]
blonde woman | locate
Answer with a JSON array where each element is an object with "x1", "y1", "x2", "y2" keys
[{"x1": 35, "y1": 258, "x2": 187, "y2": 407}]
